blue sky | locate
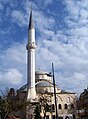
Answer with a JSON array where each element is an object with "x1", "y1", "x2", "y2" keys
[{"x1": 0, "y1": 0, "x2": 88, "y2": 95}]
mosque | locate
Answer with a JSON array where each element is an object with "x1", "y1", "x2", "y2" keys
[{"x1": 18, "y1": 10, "x2": 77, "y2": 119}]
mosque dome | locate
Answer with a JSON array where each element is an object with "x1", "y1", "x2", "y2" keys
[
  {"x1": 35, "y1": 81, "x2": 53, "y2": 87},
  {"x1": 18, "y1": 84, "x2": 27, "y2": 92},
  {"x1": 35, "y1": 70, "x2": 52, "y2": 82},
  {"x1": 35, "y1": 70, "x2": 47, "y2": 75},
  {"x1": 18, "y1": 80, "x2": 54, "y2": 92},
  {"x1": 18, "y1": 70, "x2": 53, "y2": 92}
]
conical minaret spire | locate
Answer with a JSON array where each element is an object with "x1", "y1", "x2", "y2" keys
[
  {"x1": 28, "y1": 9, "x2": 34, "y2": 29},
  {"x1": 26, "y1": 8, "x2": 36, "y2": 102}
]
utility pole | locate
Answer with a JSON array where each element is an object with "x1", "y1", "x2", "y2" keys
[{"x1": 52, "y1": 63, "x2": 58, "y2": 119}]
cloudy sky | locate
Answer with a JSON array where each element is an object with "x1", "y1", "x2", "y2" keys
[{"x1": 0, "y1": 0, "x2": 88, "y2": 95}]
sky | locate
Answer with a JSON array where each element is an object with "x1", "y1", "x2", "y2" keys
[{"x1": 0, "y1": 0, "x2": 88, "y2": 95}]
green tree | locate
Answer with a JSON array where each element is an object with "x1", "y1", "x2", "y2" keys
[
  {"x1": 37, "y1": 89, "x2": 51, "y2": 119},
  {"x1": 0, "y1": 88, "x2": 27, "y2": 119},
  {"x1": 76, "y1": 88, "x2": 88, "y2": 118},
  {"x1": 79, "y1": 89, "x2": 88, "y2": 116},
  {"x1": 34, "y1": 103, "x2": 41, "y2": 119}
]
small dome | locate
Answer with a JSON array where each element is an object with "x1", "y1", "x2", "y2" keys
[
  {"x1": 18, "y1": 84, "x2": 27, "y2": 92},
  {"x1": 35, "y1": 70, "x2": 47, "y2": 75}
]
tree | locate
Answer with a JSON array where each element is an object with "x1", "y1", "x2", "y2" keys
[
  {"x1": 34, "y1": 103, "x2": 41, "y2": 119},
  {"x1": 76, "y1": 88, "x2": 88, "y2": 118},
  {"x1": 37, "y1": 89, "x2": 51, "y2": 119},
  {"x1": 0, "y1": 88, "x2": 27, "y2": 119},
  {"x1": 79, "y1": 89, "x2": 88, "y2": 116}
]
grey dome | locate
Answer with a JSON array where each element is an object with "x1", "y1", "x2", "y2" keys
[
  {"x1": 35, "y1": 81, "x2": 53, "y2": 87},
  {"x1": 18, "y1": 84, "x2": 27, "y2": 92},
  {"x1": 35, "y1": 70, "x2": 47, "y2": 75},
  {"x1": 18, "y1": 80, "x2": 54, "y2": 92}
]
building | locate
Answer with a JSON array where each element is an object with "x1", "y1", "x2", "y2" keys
[
  {"x1": 18, "y1": 9, "x2": 77, "y2": 119},
  {"x1": 18, "y1": 70, "x2": 76, "y2": 119}
]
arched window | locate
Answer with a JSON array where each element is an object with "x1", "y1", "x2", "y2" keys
[
  {"x1": 64, "y1": 104, "x2": 68, "y2": 109},
  {"x1": 71, "y1": 103, "x2": 74, "y2": 109},
  {"x1": 40, "y1": 105, "x2": 41, "y2": 112},
  {"x1": 46, "y1": 115, "x2": 49, "y2": 119},
  {"x1": 65, "y1": 116, "x2": 69, "y2": 119},
  {"x1": 58, "y1": 104, "x2": 62, "y2": 109},
  {"x1": 67, "y1": 97, "x2": 70, "y2": 102},
  {"x1": 46, "y1": 104, "x2": 49, "y2": 112},
  {"x1": 52, "y1": 104, "x2": 55, "y2": 112}
]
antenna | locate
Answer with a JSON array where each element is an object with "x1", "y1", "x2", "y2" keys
[{"x1": 52, "y1": 63, "x2": 58, "y2": 119}]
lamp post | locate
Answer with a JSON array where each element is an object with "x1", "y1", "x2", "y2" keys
[{"x1": 52, "y1": 63, "x2": 58, "y2": 119}]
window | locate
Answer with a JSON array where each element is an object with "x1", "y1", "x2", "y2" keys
[
  {"x1": 64, "y1": 104, "x2": 68, "y2": 109},
  {"x1": 46, "y1": 104, "x2": 49, "y2": 112},
  {"x1": 58, "y1": 104, "x2": 62, "y2": 109},
  {"x1": 59, "y1": 117, "x2": 63, "y2": 119},
  {"x1": 46, "y1": 115, "x2": 49, "y2": 119},
  {"x1": 52, "y1": 104, "x2": 55, "y2": 111},
  {"x1": 73, "y1": 114, "x2": 75, "y2": 119},
  {"x1": 52, "y1": 115, "x2": 55, "y2": 119},
  {"x1": 65, "y1": 116, "x2": 69, "y2": 119},
  {"x1": 40, "y1": 105, "x2": 41, "y2": 112},
  {"x1": 71, "y1": 103, "x2": 74, "y2": 109}
]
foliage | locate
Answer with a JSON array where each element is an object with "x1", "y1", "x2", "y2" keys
[
  {"x1": 37, "y1": 88, "x2": 51, "y2": 118},
  {"x1": 34, "y1": 103, "x2": 41, "y2": 119},
  {"x1": 80, "y1": 89, "x2": 88, "y2": 115},
  {"x1": 0, "y1": 88, "x2": 52, "y2": 119},
  {"x1": 0, "y1": 88, "x2": 27, "y2": 119},
  {"x1": 76, "y1": 88, "x2": 88, "y2": 117}
]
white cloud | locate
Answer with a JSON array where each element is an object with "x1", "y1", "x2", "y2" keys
[
  {"x1": 0, "y1": 42, "x2": 27, "y2": 90},
  {"x1": 69, "y1": 27, "x2": 88, "y2": 37},
  {"x1": 11, "y1": 10, "x2": 27, "y2": 27},
  {"x1": 74, "y1": 72, "x2": 86, "y2": 80},
  {"x1": 0, "y1": 43, "x2": 27, "y2": 65},
  {"x1": 64, "y1": 0, "x2": 80, "y2": 17},
  {"x1": 34, "y1": 11, "x2": 55, "y2": 30},
  {"x1": 65, "y1": 0, "x2": 88, "y2": 27},
  {"x1": 0, "y1": 68, "x2": 23, "y2": 85},
  {"x1": 36, "y1": 31, "x2": 88, "y2": 94},
  {"x1": 80, "y1": 8, "x2": 88, "y2": 19},
  {"x1": 44, "y1": 0, "x2": 53, "y2": 5}
]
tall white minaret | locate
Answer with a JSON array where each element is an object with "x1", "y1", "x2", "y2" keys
[{"x1": 26, "y1": 9, "x2": 36, "y2": 101}]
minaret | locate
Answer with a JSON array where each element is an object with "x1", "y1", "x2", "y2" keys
[{"x1": 26, "y1": 9, "x2": 36, "y2": 101}]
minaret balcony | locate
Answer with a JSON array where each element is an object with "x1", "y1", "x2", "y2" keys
[{"x1": 26, "y1": 42, "x2": 36, "y2": 49}]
